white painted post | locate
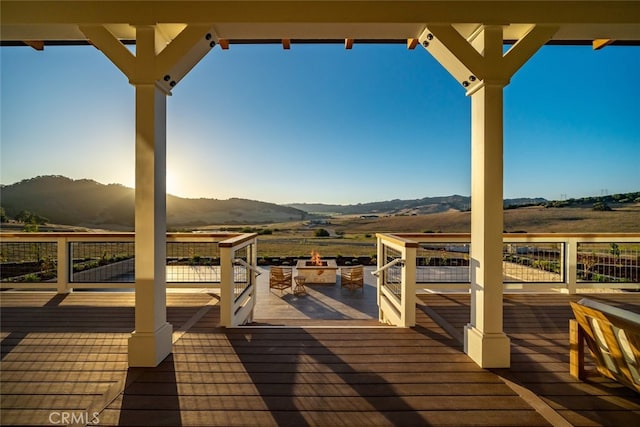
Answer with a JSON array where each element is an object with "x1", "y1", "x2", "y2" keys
[
  {"x1": 401, "y1": 244, "x2": 417, "y2": 327},
  {"x1": 80, "y1": 23, "x2": 217, "y2": 367},
  {"x1": 127, "y1": 81, "x2": 173, "y2": 367},
  {"x1": 566, "y1": 237, "x2": 578, "y2": 294},
  {"x1": 219, "y1": 244, "x2": 233, "y2": 327},
  {"x1": 126, "y1": 26, "x2": 173, "y2": 367},
  {"x1": 248, "y1": 239, "x2": 257, "y2": 323},
  {"x1": 419, "y1": 23, "x2": 556, "y2": 368},
  {"x1": 464, "y1": 80, "x2": 511, "y2": 368},
  {"x1": 376, "y1": 235, "x2": 384, "y2": 322},
  {"x1": 56, "y1": 236, "x2": 70, "y2": 294}
]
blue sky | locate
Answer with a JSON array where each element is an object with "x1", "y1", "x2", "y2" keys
[{"x1": 1, "y1": 42, "x2": 638, "y2": 204}]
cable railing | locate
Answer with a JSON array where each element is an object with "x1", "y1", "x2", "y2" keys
[
  {"x1": 0, "y1": 233, "x2": 258, "y2": 292},
  {"x1": 377, "y1": 233, "x2": 640, "y2": 294}
]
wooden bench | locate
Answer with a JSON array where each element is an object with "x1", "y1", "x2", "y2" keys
[{"x1": 569, "y1": 298, "x2": 640, "y2": 392}]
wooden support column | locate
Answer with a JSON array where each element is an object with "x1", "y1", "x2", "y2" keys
[
  {"x1": 129, "y1": 82, "x2": 172, "y2": 366},
  {"x1": 465, "y1": 78, "x2": 511, "y2": 367},
  {"x1": 80, "y1": 23, "x2": 217, "y2": 367},
  {"x1": 420, "y1": 23, "x2": 557, "y2": 368}
]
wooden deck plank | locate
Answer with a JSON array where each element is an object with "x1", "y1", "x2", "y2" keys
[
  {"x1": 131, "y1": 370, "x2": 505, "y2": 385},
  {"x1": 2, "y1": 291, "x2": 640, "y2": 426},
  {"x1": 421, "y1": 292, "x2": 640, "y2": 427},
  {"x1": 105, "y1": 394, "x2": 536, "y2": 411},
  {"x1": 98, "y1": 408, "x2": 550, "y2": 427},
  {"x1": 122, "y1": 381, "x2": 517, "y2": 396}
]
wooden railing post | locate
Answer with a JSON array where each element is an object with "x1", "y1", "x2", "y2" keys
[
  {"x1": 56, "y1": 236, "x2": 71, "y2": 294},
  {"x1": 566, "y1": 238, "x2": 578, "y2": 294},
  {"x1": 219, "y1": 244, "x2": 233, "y2": 327},
  {"x1": 376, "y1": 235, "x2": 384, "y2": 320},
  {"x1": 401, "y1": 244, "x2": 417, "y2": 327}
]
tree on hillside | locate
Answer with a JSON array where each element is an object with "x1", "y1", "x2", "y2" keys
[
  {"x1": 15, "y1": 210, "x2": 48, "y2": 232},
  {"x1": 593, "y1": 201, "x2": 612, "y2": 211},
  {"x1": 0, "y1": 207, "x2": 7, "y2": 223}
]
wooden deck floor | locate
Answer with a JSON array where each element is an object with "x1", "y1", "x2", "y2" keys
[{"x1": 1, "y1": 290, "x2": 639, "y2": 426}]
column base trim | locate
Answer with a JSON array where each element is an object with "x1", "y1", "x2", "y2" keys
[
  {"x1": 128, "y1": 322, "x2": 173, "y2": 367},
  {"x1": 464, "y1": 324, "x2": 511, "y2": 368}
]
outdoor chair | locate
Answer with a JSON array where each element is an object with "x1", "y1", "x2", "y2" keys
[
  {"x1": 269, "y1": 266, "x2": 293, "y2": 294},
  {"x1": 569, "y1": 298, "x2": 640, "y2": 393},
  {"x1": 340, "y1": 265, "x2": 364, "y2": 292}
]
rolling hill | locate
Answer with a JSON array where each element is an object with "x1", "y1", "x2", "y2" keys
[
  {"x1": 0, "y1": 176, "x2": 307, "y2": 230},
  {"x1": 1, "y1": 176, "x2": 638, "y2": 232},
  {"x1": 286, "y1": 195, "x2": 546, "y2": 215}
]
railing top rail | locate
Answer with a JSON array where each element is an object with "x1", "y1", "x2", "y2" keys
[
  {"x1": 0, "y1": 231, "x2": 256, "y2": 240},
  {"x1": 219, "y1": 233, "x2": 258, "y2": 248},
  {"x1": 376, "y1": 233, "x2": 419, "y2": 248},
  {"x1": 0, "y1": 232, "x2": 133, "y2": 238},
  {"x1": 379, "y1": 232, "x2": 640, "y2": 243},
  {"x1": 504, "y1": 232, "x2": 640, "y2": 239},
  {"x1": 168, "y1": 232, "x2": 249, "y2": 239}
]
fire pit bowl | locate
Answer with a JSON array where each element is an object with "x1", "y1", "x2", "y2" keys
[{"x1": 295, "y1": 258, "x2": 338, "y2": 284}]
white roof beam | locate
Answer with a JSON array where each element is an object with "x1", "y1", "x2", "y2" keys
[
  {"x1": 155, "y1": 24, "x2": 218, "y2": 91},
  {"x1": 79, "y1": 25, "x2": 136, "y2": 79},
  {"x1": 420, "y1": 23, "x2": 558, "y2": 93}
]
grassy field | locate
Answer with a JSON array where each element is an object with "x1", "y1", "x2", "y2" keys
[
  {"x1": 208, "y1": 204, "x2": 640, "y2": 258},
  {"x1": 330, "y1": 205, "x2": 640, "y2": 234},
  {"x1": 5, "y1": 205, "x2": 638, "y2": 260}
]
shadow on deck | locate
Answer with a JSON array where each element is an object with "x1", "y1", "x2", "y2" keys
[{"x1": 1, "y1": 288, "x2": 639, "y2": 425}]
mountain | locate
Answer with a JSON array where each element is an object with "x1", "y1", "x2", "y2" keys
[
  {"x1": 0, "y1": 176, "x2": 306, "y2": 230},
  {"x1": 287, "y1": 195, "x2": 547, "y2": 215}
]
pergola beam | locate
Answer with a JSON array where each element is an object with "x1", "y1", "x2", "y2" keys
[{"x1": 3, "y1": 1, "x2": 639, "y2": 26}]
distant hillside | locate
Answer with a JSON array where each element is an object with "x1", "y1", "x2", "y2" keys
[
  {"x1": 287, "y1": 195, "x2": 547, "y2": 215},
  {"x1": 0, "y1": 176, "x2": 306, "y2": 230},
  {"x1": 2, "y1": 176, "x2": 637, "y2": 231}
]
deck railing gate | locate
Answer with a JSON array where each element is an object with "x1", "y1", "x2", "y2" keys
[
  {"x1": 219, "y1": 233, "x2": 259, "y2": 327},
  {"x1": 375, "y1": 233, "x2": 417, "y2": 327}
]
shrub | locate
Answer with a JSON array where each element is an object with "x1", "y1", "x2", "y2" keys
[
  {"x1": 314, "y1": 228, "x2": 330, "y2": 237},
  {"x1": 593, "y1": 201, "x2": 612, "y2": 211}
]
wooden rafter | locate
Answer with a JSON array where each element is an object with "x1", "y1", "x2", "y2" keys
[
  {"x1": 23, "y1": 40, "x2": 44, "y2": 50},
  {"x1": 282, "y1": 38, "x2": 290, "y2": 49},
  {"x1": 218, "y1": 39, "x2": 229, "y2": 49},
  {"x1": 407, "y1": 38, "x2": 419, "y2": 49},
  {"x1": 344, "y1": 38, "x2": 354, "y2": 49},
  {"x1": 593, "y1": 38, "x2": 614, "y2": 50}
]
